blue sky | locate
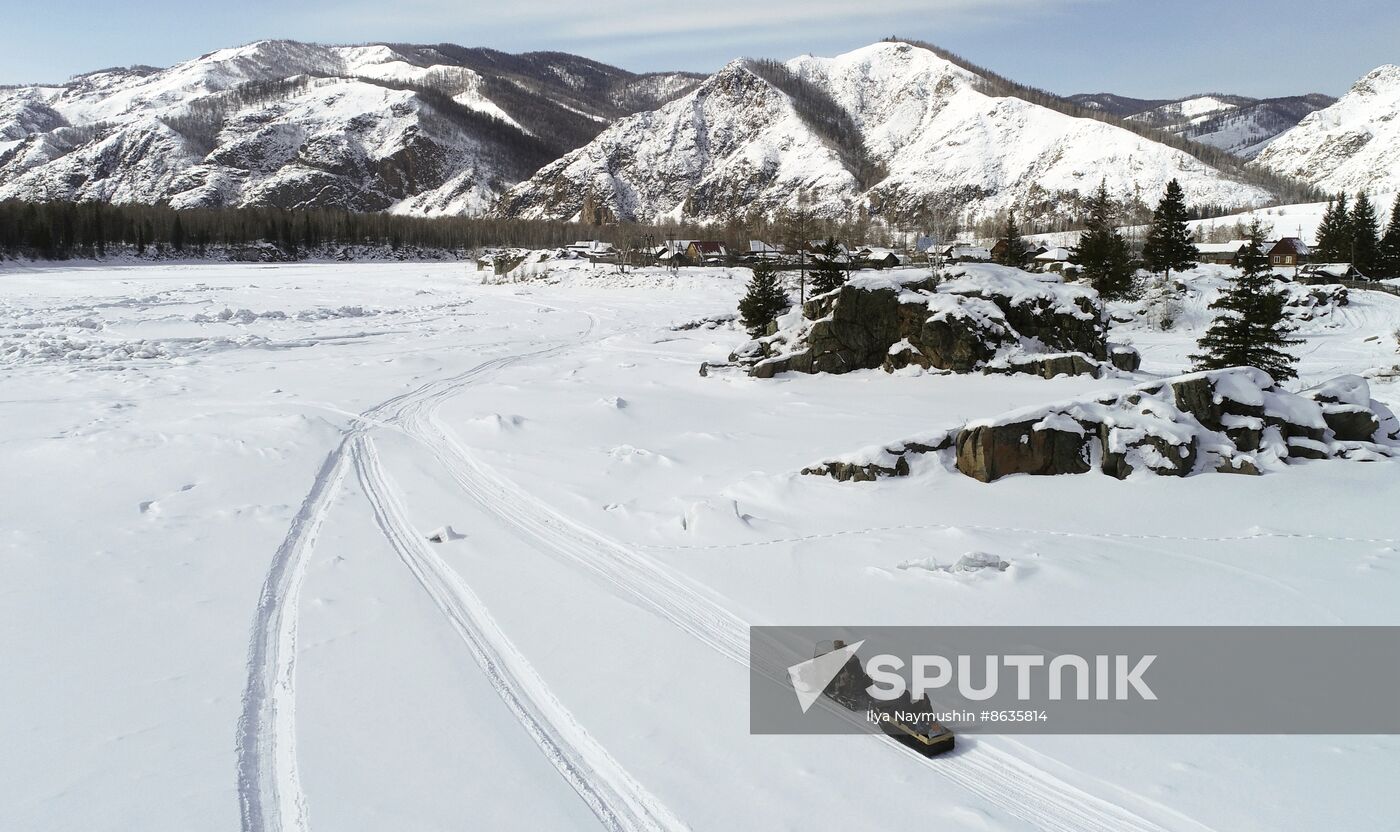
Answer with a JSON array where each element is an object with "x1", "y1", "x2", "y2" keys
[{"x1": 0, "y1": 0, "x2": 1394, "y2": 98}]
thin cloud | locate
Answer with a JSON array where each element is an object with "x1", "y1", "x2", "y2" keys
[{"x1": 301, "y1": 0, "x2": 1095, "y2": 41}]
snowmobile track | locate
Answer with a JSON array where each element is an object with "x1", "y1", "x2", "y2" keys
[
  {"x1": 353, "y1": 436, "x2": 684, "y2": 832},
  {"x1": 236, "y1": 313, "x2": 601, "y2": 832},
  {"x1": 236, "y1": 444, "x2": 349, "y2": 832},
  {"x1": 393, "y1": 386, "x2": 1213, "y2": 832}
]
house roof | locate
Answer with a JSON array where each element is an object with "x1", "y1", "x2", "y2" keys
[
  {"x1": 566, "y1": 240, "x2": 615, "y2": 254},
  {"x1": 945, "y1": 245, "x2": 991, "y2": 258},
  {"x1": 1034, "y1": 247, "x2": 1072, "y2": 261},
  {"x1": 1195, "y1": 241, "x2": 1249, "y2": 255},
  {"x1": 688, "y1": 241, "x2": 726, "y2": 254},
  {"x1": 1301, "y1": 263, "x2": 1358, "y2": 276},
  {"x1": 1268, "y1": 237, "x2": 1312, "y2": 255}
]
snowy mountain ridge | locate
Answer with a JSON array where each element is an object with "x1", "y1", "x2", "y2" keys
[
  {"x1": 500, "y1": 42, "x2": 1282, "y2": 224},
  {"x1": 1252, "y1": 64, "x2": 1400, "y2": 195},
  {"x1": 1067, "y1": 91, "x2": 1335, "y2": 160},
  {"x1": 0, "y1": 40, "x2": 702, "y2": 214},
  {"x1": 0, "y1": 39, "x2": 1365, "y2": 222}
]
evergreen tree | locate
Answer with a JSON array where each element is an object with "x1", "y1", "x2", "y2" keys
[
  {"x1": 1190, "y1": 219, "x2": 1301, "y2": 382},
  {"x1": 1141, "y1": 178, "x2": 1197, "y2": 279},
  {"x1": 1378, "y1": 194, "x2": 1400, "y2": 279},
  {"x1": 995, "y1": 211, "x2": 1029, "y2": 267},
  {"x1": 302, "y1": 212, "x2": 317, "y2": 250},
  {"x1": 738, "y1": 259, "x2": 790, "y2": 336},
  {"x1": 1070, "y1": 181, "x2": 1135, "y2": 299},
  {"x1": 1350, "y1": 191, "x2": 1381, "y2": 275},
  {"x1": 1313, "y1": 193, "x2": 1353, "y2": 262},
  {"x1": 171, "y1": 215, "x2": 186, "y2": 252},
  {"x1": 809, "y1": 236, "x2": 847, "y2": 295}
]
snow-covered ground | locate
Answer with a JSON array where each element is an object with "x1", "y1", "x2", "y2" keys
[
  {"x1": 1025, "y1": 195, "x2": 1397, "y2": 251},
  {"x1": 2, "y1": 260, "x2": 1399, "y2": 832}
]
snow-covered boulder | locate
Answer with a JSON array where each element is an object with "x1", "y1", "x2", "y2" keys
[
  {"x1": 803, "y1": 368, "x2": 1399, "y2": 483},
  {"x1": 1303, "y1": 375, "x2": 1387, "y2": 442},
  {"x1": 735, "y1": 265, "x2": 1110, "y2": 379},
  {"x1": 800, "y1": 430, "x2": 954, "y2": 481},
  {"x1": 955, "y1": 413, "x2": 1095, "y2": 481}
]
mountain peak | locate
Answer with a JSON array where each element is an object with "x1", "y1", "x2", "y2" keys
[
  {"x1": 1253, "y1": 63, "x2": 1400, "y2": 195},
  {"x1": 1352, "y1": 64, "x2": 1400, "y2": 97}
]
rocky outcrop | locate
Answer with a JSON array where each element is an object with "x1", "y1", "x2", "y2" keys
[
  {"x1": 955, "y1": 418, "x2": 1092, "y2": 482},
  {"x1": 804, "y1": 368, "x2": 1399, "y2": 483},
  {"x1": 1304, "y1": 374, "x2": 1387, "y2": 442},
  {"x1": 734, "y1": 266, "x2": 1114, "y2": 379},
  {"x1": 800, "y1": 432, "x2": 953, "y2": 481}
]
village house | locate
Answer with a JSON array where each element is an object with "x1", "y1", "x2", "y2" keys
[
  {"x1": 746, "y1": 240, "x2": 785, "y2": 261},
  {"x1": 1265, "y1": 237, "x2": 1311, "y2": 268},
  {"x1": 683, "y1": 240, "x2": 728, "y2": 264},
  {"x1": 1194, "y1": 240, "x2": 1249, "y2": 265},
  {"x1": 856, "y1": 246, "x2": 902, "y2": 268},
  {"x1": 1299, "y1": 263, "x2": 1369, "y2": 283},
  {"x1": 942, "y1": 244, "x2": 992, "y2": 263},
  {"x1": 565, "y1": 240, "x2": 618, "y2": 262},
  {"x1": 1032, "y1": 246, "x2": 1072, "y2": 271}
]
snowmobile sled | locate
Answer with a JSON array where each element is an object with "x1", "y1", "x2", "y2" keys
[{"x1": 814, "y1": 640, "x2": 956, "y2": 757}]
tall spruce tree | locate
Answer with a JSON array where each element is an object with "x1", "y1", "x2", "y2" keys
[
  {"x1": 1071, "y1": 181, "x2": 1135, "y2": 298},
  {"x1": 1350, "y1": 191, "x2": 1381, "y2": 275},
  {"x1": 1313, "y1": 193, "x2": 1353, "y2": 263},
  {"x1": 809, "y1": 236, "x2": 847, "y2": 295},
  {"x1": 1378, "y1": 194, "x2": 1400, "y2": 279},
  {"x1": 1190, "y1": 219, "x2": 1301, "y2": 382},
  {"x1": 996, "y1": 211, "x2": 1029, "y2": 267},
  {"x1": 1141, "y1": 178, "x2": 1197, "y2": 279},
  {"x1": 738, "y1": 259, "x2": 790, "y2": 337}
]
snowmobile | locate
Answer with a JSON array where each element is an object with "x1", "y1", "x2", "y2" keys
[{"x1": 815, "y1": 640, "x2": 956, "y2": 757}]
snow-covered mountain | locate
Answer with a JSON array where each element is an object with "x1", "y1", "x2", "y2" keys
[
  {"x1": 1253, "y1": 65, "x2": 1400, "y2": 195},
  {"x1": 1126, "y1": 94, "x2": 1250, "y2": 129},
  {"x1": 1070, "y1": 92, "x2": 1334, "y2": 159},
  {"x1": 1179, "y1": 95, "x2": 1335, "y2": 158},
  {"x1": 495, "y1": 60, "x2": 864, "y2": 223},
  {"x1": 0, "y1": 41, "x2": 701, "y2": 214},
  {"x1": 500, "y1": 42, "x2": 1279, "y2": 224}
]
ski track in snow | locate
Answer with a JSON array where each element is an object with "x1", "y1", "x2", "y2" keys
[{"x1": 239, "y1": 302, "x2": 1223, "y2": 832}]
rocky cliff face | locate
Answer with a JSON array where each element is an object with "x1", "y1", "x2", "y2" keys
[{"x1": 1253, "y1": 65, "x2": 1400, "y2": 195}]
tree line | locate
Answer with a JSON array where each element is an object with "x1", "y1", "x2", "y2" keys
[
  {"x1": 0, "y1": 199, "x2": 892, "y2": 261},
  {"x1": 1314, "y1": 192, "x2": 1400, "y2": 278}
]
